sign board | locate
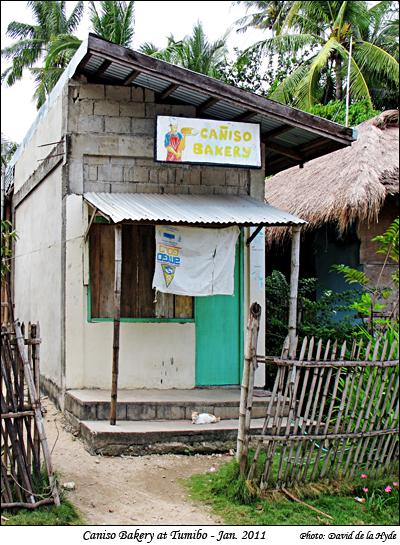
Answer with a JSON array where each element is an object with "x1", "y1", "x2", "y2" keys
[{"x1": 155, "y1": 116, "x2": 261, "y2": 168}]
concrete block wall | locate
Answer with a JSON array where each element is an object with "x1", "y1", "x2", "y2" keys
[{"x1": 67, "y1": 82, "x2": 266, "y2": 197}]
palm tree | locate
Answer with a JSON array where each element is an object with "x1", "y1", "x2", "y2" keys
[
  {"x1": 89, "y1": 1, "x2": 135, "y2": 47},
  {"x1": 1, "y1": 1, "x2": 84, "y2": 109},
  {"x1": 139, "y1": 22, "x2": 228, "y2": 78},
  {"x1": 235, "y1": 1, "x2": 291, "y2": 34},
  {"x1": 239, "y1": 1, "x2": 399, "y2": 108}
]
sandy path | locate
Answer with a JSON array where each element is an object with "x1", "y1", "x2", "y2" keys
[{"x1": 44, "y1": 399, "x2": 228, "y2": 525}]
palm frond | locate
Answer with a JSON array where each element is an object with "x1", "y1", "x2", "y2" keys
[
  {"x1": 67, "y1": 1, "x2": 84, "y2": 33},
  {"x1": 353, "y1": 40, "x2": 399, "y2": 86}
]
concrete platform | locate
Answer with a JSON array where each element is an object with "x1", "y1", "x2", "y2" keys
[
  {"x1": 79, "y1": 417, "x2": 285, "y2": 456},
  {"x1": 65, "y1": 388, "x2": 286, "y2": 421}
]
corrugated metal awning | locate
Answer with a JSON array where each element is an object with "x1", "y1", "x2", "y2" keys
[{"x1": 84, "y1": 192, "x2": 305, "y2": 226}]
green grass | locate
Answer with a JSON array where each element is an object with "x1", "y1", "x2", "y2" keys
[
  {"x1": 2, "y1": 498, "x2": 83, "y2": 525},
  {"x1": 186, "y1": 459, "x2": 400, "y2": 526}
]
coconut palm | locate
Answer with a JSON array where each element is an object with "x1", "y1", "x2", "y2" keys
[
  {"x1": 139, "y1": 22, "x2": 228, "y2": 78},
  {"x1": 1, "y1": 1, "x2": 84, "y2": 109},
  {"x1": 234, "y1": 1, "x2": 291, "y2": 34},
  {"x1": 89, "y1": 1, "x2": 135, "y2": 47},
  {"x1": 239, "y1": 1, "x2": 399, "y2": 108}
]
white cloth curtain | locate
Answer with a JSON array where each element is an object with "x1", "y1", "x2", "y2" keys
[{"x1": 152, "y1": 225, "x2": 240, "y2": 296}]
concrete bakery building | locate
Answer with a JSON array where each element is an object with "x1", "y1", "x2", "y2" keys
[{"x1": 5, "y1": 35, "x2": 355, "y2": 451}]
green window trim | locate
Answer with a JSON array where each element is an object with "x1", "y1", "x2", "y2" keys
[{"x1": 86, "y1": 278, "x2": 195, "y2": 324}]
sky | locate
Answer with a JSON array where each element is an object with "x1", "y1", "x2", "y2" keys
[{"x1": 1, "y1": 1, "x2": 266, "y2": 144}]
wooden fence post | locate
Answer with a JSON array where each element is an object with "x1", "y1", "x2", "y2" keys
[
  {"x1": 237, "y1": 302, "x2": 261, "y2": 473},
  {"x1": 288, "y1": 225, "x2": 301, "y2": 359},
  {"x1": 110, "y1": 225, "x2": 122, "y2": 426}
]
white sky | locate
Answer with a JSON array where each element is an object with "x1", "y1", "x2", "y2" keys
[{"x1": 1, "y1": 1, "x2": 266, "y2": 144}]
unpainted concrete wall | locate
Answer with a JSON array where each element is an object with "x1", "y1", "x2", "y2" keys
[{"x1": 14, "y1": 166, "x2": 63, "y2": 387}]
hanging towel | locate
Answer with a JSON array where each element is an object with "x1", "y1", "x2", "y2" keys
[{"x1": 152, "y1": 225, "x2": 240, "y2": 296}]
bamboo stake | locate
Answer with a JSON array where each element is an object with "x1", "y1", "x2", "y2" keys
[
  {"x1": 247, "y1": 363, "x2": 281, "y2": 481},
  {"x1": 110, "y1": 225, "x2": 122, "y2": 426},
  {"x1": 14, "y1": 321, "x2": 60, "y2": 506},
  {"x1": 237, "y1": 302, "x2": 261, "y2": 473},
  {"x1": 288, "y1": 226, "x2": 301, "y2": 359},
  {"x1": 282, "y1": 487, "x2": 333, "y2": 520}
]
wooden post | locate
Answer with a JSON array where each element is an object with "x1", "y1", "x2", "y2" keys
[
  {"x1": 110, "y1": 225, "x2": 122, "y2": 426},
  {"x1": 237, "y1": 302, "x2": 261, "y2": 473},
  {"x1": 288, "y1": 225, "x2": 301, "y2": 359}
]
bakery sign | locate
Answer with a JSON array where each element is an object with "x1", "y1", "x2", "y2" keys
[{"x1": 155, "y1": 116, "x2": 261, "y2": 168}]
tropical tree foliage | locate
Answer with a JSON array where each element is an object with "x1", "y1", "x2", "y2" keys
[
  {"x1": 1, "y1": 134, "x2": 17, "y2": 168},
  {"x1": 1, "y1": 1, "x2": 84, "y2": 109},
  {"x1": 139, "y1": 22, "x2": 228, "y2": 78},
  {"x1": 89, "y1": 1, "x2": 135, "y2": 47},
  {"x1": 237, "y1": 1, "x2": 399, "y2": 109},
  {"x1": 305, "y1": 99, "x2": 380, "y2": 126}
]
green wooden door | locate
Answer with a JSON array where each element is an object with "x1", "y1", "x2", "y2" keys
[{"x1": 195, "y1": 241, "x2": 243, "y2": 386}]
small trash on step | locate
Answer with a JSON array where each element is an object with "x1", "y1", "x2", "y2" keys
[{"x1": 62, "y1": 481, "x2": 76, "y2": 491}]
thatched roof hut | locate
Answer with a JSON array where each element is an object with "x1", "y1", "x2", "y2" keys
[{"x1": 265, "y1": 110, "x2": 399, "y2": 240}]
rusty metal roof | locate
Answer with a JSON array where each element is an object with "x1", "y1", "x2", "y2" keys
[
  {"x1": 84, "y1": 192, "x2": 306, "y2": 226},
  {"x1": 77, "y1": 35, "x2": 356, "y2": 176}
]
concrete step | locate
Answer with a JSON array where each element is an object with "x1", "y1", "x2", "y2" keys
[
  {"x1": 78, "y1": 417, "x2": 287, "y2": 456},
  {"x1": 65, "y1": 388, "x2": 288, "y2": 422}
]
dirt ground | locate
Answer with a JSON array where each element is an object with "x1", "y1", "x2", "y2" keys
[{"x1": 43, "y1": 399, "x2": 229, "y2": 525}]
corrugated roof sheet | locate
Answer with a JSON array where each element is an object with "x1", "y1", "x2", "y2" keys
[{"x1": 84, "y1": 192, "x2": 306, "y2": 226}]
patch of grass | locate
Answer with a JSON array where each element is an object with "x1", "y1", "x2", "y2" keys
[
  {"x1": 186, "y1": 459, "x2": 400, "y2": 526},
  {"x1": 2, "y1": 498, "x2": 83, "y2": 525}
]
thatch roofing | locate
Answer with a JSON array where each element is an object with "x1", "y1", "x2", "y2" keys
[{"x1": 265, "y1": 110, "x2": 399, "y2": 241}]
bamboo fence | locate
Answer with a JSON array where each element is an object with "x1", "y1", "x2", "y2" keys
[
  {"x1": 239, "y1": 328, "x2": 399, "y2": 491},
  {"x1": 1, "y1": 320, "x2": 60, "y2": 510}
]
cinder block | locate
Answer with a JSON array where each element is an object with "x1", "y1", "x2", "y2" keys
[
  {"x1": 155, "y1": 104, "x2": 172, "y2": 115},
  {"x1": 134, "y1": 183, "x2": 159, "y2": 193},
  {"x1": 84, "y1": 155, "x2": 109, "y2": 166},
  {"x1": 134, "y1": 166, "x2": 149, "y2": 182},
  {"x1": 94, "y1": 100, "x2": 120, "y2": 116},
  {"x1": 144, "y1": 89, "x2": 155, "y2": 103},
  {"x1": 120, "y1": 102, "x2": 145, "y2": 117},
  {"x1": 97, "y1": 163, "x2": 111, "y2": 181},
  {"x1": 145, "y1": 104, "x2": 156, "y2": 118},
  {"x1": 201, "y1": 168, "x2": 225, "y2": 186},
  {"x1": 86, "y1": 165, "x2": 98, "y2": 181},
  {"x1": 156, "y1": 405, "x2": 186, "y2": 420},
  {"x1": 109, "y1": 165, "x2": 123, "y2": 181},
  {"x1": 78, "y1": 84, "x2": 105, "y2": 100},
  {"x1": 80, "y1": 99, "x2": 94, "y2": 116},
  {"x1": 118, "y1": 135, "x2": 154, "y2": 157},
  {"x1": 97, "y1": 136, "x2": 119, "y2": 155},
  {"x1": 105, "y1": 85, "x2": 131, "y2": 101},
  {"x1": 78, "y1": 115, "x2": 103, "y2": 133},
  {"x1": 110, "y1": 181, "x2": 138, "y2": 193},
  {"x1": 97, "y1": 402, "x2": 127, "y2": 420},
  {"x1": 131, "y1": 86, "x2": 144, "y2": 102},
  {"x1": 126, "y1": 404, "x2": 156, "y2": 420},
  {"x1": 149, "y1": 169, "x2": 158, "y2": 183},
  {"x1": 123, "y1": 166, "x2": 135, "y2": 182},
  {"x1": 157, "y1": 169, "x2": 167, "y2": 185},
  {"x1": 105, "y1": 116, "x2": 131, "y2": 133},
  {"x1": 167, "y1": 169, "x2": 176, "y2": 184},
  {"x1": 226, "y1": 170, "x2": 239, "y2": 187},
  {"x1": 189, "y1": 169, "x2": 201, "y2": 185},
  {"x1": 111, "y1": 156, "x2": 136, "y2": 167},
  {"x1": 135, "y1": 158, "x2": 154, "y2": 166},
  {"x1": 83, "y1": 181, "x2": 111, "y2": 192},
  {"x1": 131, "y1": 118, "x2": 154, "y2": 135}
]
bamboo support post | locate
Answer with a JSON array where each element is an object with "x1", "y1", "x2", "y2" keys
[
  {"x1": 110, "y1": 225, "x2": 122, "y2": 426},
  {"x1": 237, "y1": 302, "x2": 261, "y2": 473},
  {"x1": 288, "y1": 226, "x2": 301, "y2": 359}
]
